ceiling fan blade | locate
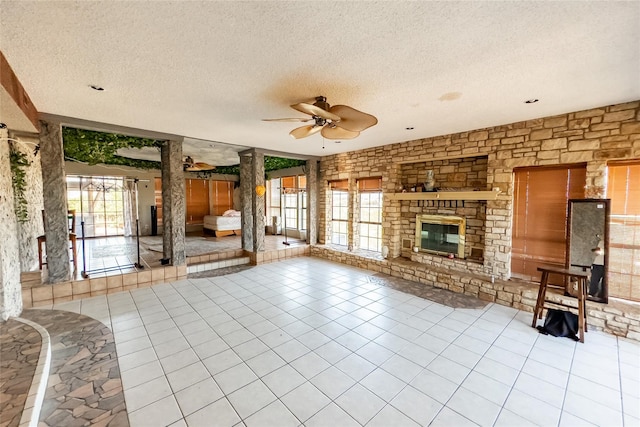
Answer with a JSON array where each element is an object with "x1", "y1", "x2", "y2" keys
[
  {"x1": 195, "y1": 162, "x2": 216, "y2": 170},
  {"x1": 329, "y1": 105, "x2": 378, "y2": 132},
  {"x1": 262, "y1": 118, "x2": 313, "y2": 122},
  {"x1": 290, "y1": 124, "x2": 323, "y2": 139},
  {"x1": 291, "y1": 102, "x2": 341, "y2": 122},
  {"x1": 321, "y1": 126, "x2": 360, "y2": 140}
]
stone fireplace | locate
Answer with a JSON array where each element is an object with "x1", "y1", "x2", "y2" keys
[{"x1": 415, "y1": 214, "x2": 466, "y2": 258}]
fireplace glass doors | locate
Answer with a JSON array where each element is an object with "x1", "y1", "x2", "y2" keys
[{"x1": 415, "y1": 214, "x2": 466, "y2": 258}]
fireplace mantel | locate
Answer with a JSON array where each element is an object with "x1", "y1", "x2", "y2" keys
[{"x1": 387, "y1": 190, "x2": 503, "y2": 201}]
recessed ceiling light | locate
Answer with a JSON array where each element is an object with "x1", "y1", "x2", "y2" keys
[
  {"x1": 524, "y1": 99, "x2": 539, "y2": 104},
  {"x1": 90, "y1": 85, "x2": 104, "y2": 91},
  {"x1": 406, "y1": 127, "x2": 414, "y2": 130}
]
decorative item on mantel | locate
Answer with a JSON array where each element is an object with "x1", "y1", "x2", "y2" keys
[{"x1": 424, "y1": 169, "x2": 436, "y2": 192}]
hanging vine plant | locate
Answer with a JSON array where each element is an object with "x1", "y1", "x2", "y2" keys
[
  {"x1": 63, "y1": 127, "x2": 308, "y2": 175},
  {"x1": 9, "y1": 145, "x2": 31, "y2": 223}
]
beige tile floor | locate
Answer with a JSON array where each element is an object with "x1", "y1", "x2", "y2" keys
[{"x1": 45, "y1": 257, "x2": 640, "y2": 427}]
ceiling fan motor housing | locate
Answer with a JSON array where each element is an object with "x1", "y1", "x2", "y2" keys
[{"x1": 313, "y1": 96, "x2": 330, "y2": 112}]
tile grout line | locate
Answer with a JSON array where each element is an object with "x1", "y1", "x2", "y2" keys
[
  {"x1": 15, "y1": 316, "x2": 52, "y2": 427},
  {"x1": 616, "y1": 336, "x2": 627, "y2": 427},
  {"x1": 485, "y1": 311, "x2": 540, "y2": 426},
  {"x1": 424, "y1": 302, "x2": 512, "y2": 426}
]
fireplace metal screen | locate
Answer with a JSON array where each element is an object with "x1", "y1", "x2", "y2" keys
[{"x1": 415, "y1": 214, "x2": 466, "y2": 258}]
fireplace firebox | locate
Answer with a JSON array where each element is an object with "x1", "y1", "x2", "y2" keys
[{"x1": 415, "y1": 214, "x2": 466, "y2": 258}]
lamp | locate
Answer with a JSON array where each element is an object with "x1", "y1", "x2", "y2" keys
[{"x1": 255, "y1": 185, "x2": 266, "y2": 196}]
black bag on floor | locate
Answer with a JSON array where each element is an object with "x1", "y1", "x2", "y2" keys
[{"x1": 537, "y1": 308, "x2": 579, "y2": 341}]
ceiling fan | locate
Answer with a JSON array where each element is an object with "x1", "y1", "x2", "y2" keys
[
  {"x1": 183, "y1": 156, "x2": 216, "y2": 172},
  {"x1": 264, "y1": 96, "x2": 378, "y2": 140}
]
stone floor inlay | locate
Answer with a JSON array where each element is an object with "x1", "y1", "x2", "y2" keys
[
  {"x1": 368, "y1": 273, "x2": 488, "y2": 309},
  {"x1": 0, "y1": 319, "x2": 41, "y2": 427},
  {"x1": 188, "y1": 264, "x2": 254, "y2": 279},
  {"x1": 19, "y1": 309, "x2": 128, "y2": 427}
]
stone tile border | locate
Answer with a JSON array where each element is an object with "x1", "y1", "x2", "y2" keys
[
  {"x1": 250, "y1": 245, "x2": 310, "y2": 264},
  {"x1": 15, "y1": 317, "x2": 52, "y2": 427},
  {"x1": 21, "y1": 264, "x2": 188, "y2": 309},
  {"x1": 311, "y1": 245, "x2": 640, "y2": 341},
  {"x1": 21, "y1": 246, "x2": 307, "y2": 308}
]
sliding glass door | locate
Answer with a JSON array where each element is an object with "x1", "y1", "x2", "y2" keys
[{"x1": 67, "y1": 176, "x2": 126, "y2": 237}]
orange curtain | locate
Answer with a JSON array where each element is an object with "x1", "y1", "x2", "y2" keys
[
  {"x1": 186, "y1": 179, "x2": 210, "y2": 224},
  {"x1": 607, "y1": 161, "x2": 640, "y2": 301},
  {"x1": 358, "y1": 177, "x2": 382, "y2": 192},
  {"x1": 210, "y1": 181, "x2": 234, "y2": 215},
  {"x1": 511, "y1": 165, "x2": 586, "y2": 281},
  {"x1": 329, "y1": 179, "x2": 348, "y2": 190}
]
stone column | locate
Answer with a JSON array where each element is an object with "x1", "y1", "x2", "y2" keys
[
  {"x1": 39, "y1": 120, "x2": 71, "y2": 283},
  {"x1": 306, "y1": 159, "x2": 318, "y2": 245},
  {"x1": 13, "y1": 133, "x2": 43, "y2": 272},
  {"x1": 384, "y1": 162, "x2": 402, "y2": 258},
  {"x1": 161, "y1": 140, "x2": 186, "y2": 266},
  {"x1": 0, "y1": 127, "x2": 22, "y2": 319},
  {"x1": 240, "y1": 153, "x2": 253, "y2": 251},
  {"x1": 252, "y1": 152, "x2": 265, "y2": 252}
]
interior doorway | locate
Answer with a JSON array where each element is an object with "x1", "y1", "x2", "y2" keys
[{"x1": 66, "y1": 176, "x2": 127, "y2": 237}]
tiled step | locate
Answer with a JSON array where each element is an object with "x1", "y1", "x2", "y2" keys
[
  {"x1": 185, "y1": 249, "x2": 245, "y2": 266},
  {"x1": 187, "y1": 256, "x2": 250, "y2": 274},
  {"x1": 20, "y1": 271, "x2": 42, "y2": 287}
]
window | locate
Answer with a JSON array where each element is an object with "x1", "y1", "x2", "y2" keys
[
  {"x1": 299, "y1": 176, "x2": 307, "y2": 230},
  {"x1": 277, "y1": 175, "x2": 307, "y2": 231},
  {"x1": 358, "y1": 178, "x2": 383, "y2": 252},
  {"x1": 66, "y1": 176, "x2": 126, "y2": 237},
  {"x1": 607, "y1": 161, "x2": 640, "y2": 301},
  {"x1": 511, "y1": 165, "x2": 586, "y2": 280},
  {"x1": 300, "y1": 190, "x2": 307, "y2": 230},
  {"x1": 154, "y1": 178, "x2": 163, "y2": 226},
  {"x1": 330, "y1": 180, "x2": 349, "y2": 246},
  {"x1": 282, "y1": 176, "x2": 298, "y2": 230},
  {"x1": 268, "y1": 178, "x2": 281, "y2": 220}
]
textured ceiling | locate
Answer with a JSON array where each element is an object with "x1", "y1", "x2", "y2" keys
[{"x1": 1, "y1": 1, "x2": 638, "y2": 158}]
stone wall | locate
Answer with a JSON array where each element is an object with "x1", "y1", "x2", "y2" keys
[
  {"x1": 319, "y1": 100, "x2": 640, "y2": 280},
  {"x1": 399, "y1": 156, "x2": 488, "y2": 259},
  {"x1": 0, "y1": 128, "x2": 23, "y2": 320},
  {"x1": 11, "y1": 133, "x2": 43, "y2": 272}
]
